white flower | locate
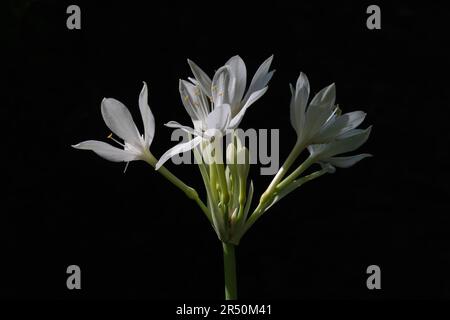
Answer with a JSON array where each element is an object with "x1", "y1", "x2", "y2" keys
[
  {"x1": 155, "y1": 103, "x2": 232, "y2": 170},
  {"x1": 290, "y1": 72, "x2": 367, "y2": 147},
  {"x1": 155, "y1": 55, "x2": 274, "y2": 170},
  {"x1": 307, "y1": 126, "x2": 372, "y2": 172},
  {"x1": 188, "y1": 55, "x2": 274, "y2": 129},
  {"x1": 72, "y1": 82, "x2": 156, "y2": 165}
]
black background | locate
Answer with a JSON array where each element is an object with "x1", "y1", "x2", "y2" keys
[{"x1": 3, "y1": 0, "x2": 450, "y2": 301}]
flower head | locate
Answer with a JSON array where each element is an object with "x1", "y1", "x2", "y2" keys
[
  {"x1": 155, "y1": 55, "x2": 274, "y2": 170},
  {"x1": 188, "y1": 55, "x2": 274, "y2": 128},
  {"x1": 290, "y1": 73, "x2": 367, "y2": 146},
  {"x1": 289, "y1": 72, "x2": 372, "y2": 171},
  {"x1": 72, "y1": 82, "x2": 157, "y2": 166},
  {"x1": 308, "y1": 127, "x2": 372, "y2": 173}
]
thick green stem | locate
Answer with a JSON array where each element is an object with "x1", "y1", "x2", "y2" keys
[{"x1": 222, "y1": 242, "x2": 237, "y2": 300}]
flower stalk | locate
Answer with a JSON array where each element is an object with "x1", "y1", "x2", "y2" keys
[
  {"x1": 222, "y1": 242, "x2": 237, "y2": 300},
  {"x1": 259, "y1": 140, "x2": 306, "y2": 205},
  {"x1": 144, "y1": 157, "x2": 212, "y2": 223}
]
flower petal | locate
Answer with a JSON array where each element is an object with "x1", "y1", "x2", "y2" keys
[
  {"x1": 72, "y1": 140, "x2": 137, "y2": 162},
  {"x1": 139, "y1": 82, "x2": 155, "y2": 148},
  {"x1": 229, "y1": 87, "x2": 268, "y2": 129},
  {"x1": 212, "y1": 66, "x2": 232, "y2": 107},
  {"x1": 101, "y1": 98, "x2": 141, "y2": 146},
  {"x1": 187, "y1": 59, "x2": 212, "y2": 97},
  {"x1": 326, "y1": 153, "x2": 373, "y2": 168},
  {"x1": 243, "y1": 55, "x2": 274, "y2": 104},
  {"x1": 309, "y1": 83, "x2": 336, "y2": 109},
  {"x1": 225, "y1": 55, "x2": 247, "y2": 111},
  {"x1": 290, "y1": 72, "x2": 310, "y2": 136},
  {"x1": 319, "y1": 126, "x2": 372, "y2": 159},
  {"x1": 155, "y1": 136, "x2": 203, "y2": 170},
  {"x1": 165, "y1": 121, "x2": 199, "y2": 136},
  {"x1": 305, "y1": 83, "x2": 336, "y2": 139},
  {"x1": 179, "y1": 80, "x2": 197, "y2": 119},
  {"x1": 318, "y1": 111, "x2": 366, "y2": 142},
  {"x1": 206, "y1": 104, "x2": 231, "y2": 132}
]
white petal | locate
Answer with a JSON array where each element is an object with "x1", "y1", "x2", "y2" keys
[
  {"x1": 229, "y1": 87, "x2": 268, "y2": 129},
  {"x1": 290, "y1": 72, "x2": 310, "y2": 136},
  {"x1": 309, "y1": 83, "x2": 336, "y2": 109},
  {"x1": 139, "y1": 82, "x2": 155, "y2": 147},
  {"x1": 206, "y1": 104, "x2": 231, "y2": 132},
  {"x1": 101, "y1": 98, "x2": 141, "y2": 146},
  {"x1": 320, "y1": 126, "x2": 372, "y2": 158},
  {"x1": 179, "y1": 80, "x2": 200, "y2": 120},
  {"x1": 326, "y1": 154, "x2": 372, "y2": 168},
  {"x1": 335, "y1": 111, "x2": 366, "y2": 136},
  {"x1": 289, "y1": 84, "x2": 298, "y2": 133},
  {"x1": 243, "y1": 55, "x2": 274, "y2": 103},
  {"x1": 318, "y1": 111, "x2": 366, "y2": 142},
  {"x1": 225, "y1": 55, "x2": 247, "y2": 109},
  {"x1": 187, "y1": 59, "x2": 212, "y2": 97},
  {"x1": 165, "y1": 121, "x2": 199, "y2": 136},
  {"x1": 307, "y1": 144, "x2": 327, "y2": 156},
  {"x1": 72, "y1": 140, "x2": 137, "y2": 162},
  {"x1": 295, "y1": 72, "x2": 310, "y2": 111},
  {"x1": 305, "y1": 83, "x2": 336, "y2": 139},
  {"x1": 155, "y1": 136, "x2": 203, "y2": 170},
  {"x1": 212, "y1": 66, "x2": 232, "y2": 107}
]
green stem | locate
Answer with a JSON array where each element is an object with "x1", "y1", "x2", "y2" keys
[
  {"x1": 222, "y1": 242, "x2": 237, "y2": 300},
  {"x1": 244, "y1": 162, "x2": 324, "y2": 235},
  {"x1": 276, "y1": 168, "x2": 328, "y2": 196},
  {"x1": 244, "y1": 142, "x2": 306, "y2": 232},
  {"x1": 259, "y1": 141, "x2": 305, "y2": 204},
  {"x1": 276, "y1": 156, "x2": 315, "y2": 191},
  {"x1": 144, "y1": 154, "x2": 211, "y2": 223},
  {"x1": 242, "y1": 201, "x2": 266, "y2": 234}
]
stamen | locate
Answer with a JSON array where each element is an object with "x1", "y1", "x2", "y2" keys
[{"x1": 107, "y1": 133, "x2": 125, "y2": 147}]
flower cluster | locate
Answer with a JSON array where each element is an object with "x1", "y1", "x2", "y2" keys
[{"x1": 73, "y1": 56, "x2": 372, "y2": 244}]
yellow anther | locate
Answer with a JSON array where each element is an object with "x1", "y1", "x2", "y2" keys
[
  {"x1": 184, "y1": 95, "x2": 189, "y2": 101},
  {"x1": 107, "y1": 133, "x2": 113, "y2": 139}
]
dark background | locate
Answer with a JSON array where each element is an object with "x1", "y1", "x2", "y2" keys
[{"x1": 3, "y1": 1, "x2": 450, "y2": 300}]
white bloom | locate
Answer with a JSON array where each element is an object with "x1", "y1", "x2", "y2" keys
[
  {"x1": 155, "y1": 103, "x2": 232, "y2": 170},
  {"x1": 72, "y1": 82, "x2": 156, "y2": 165},
  {"x1": 155, "y1": 55, "x2": 274, "y2": 170},
  {"x1": 188, "y1": 55, "x2": 274, "y2": 128},
  {"x1": 308, "y1": 126, "x2": 372, "y2": 172},
  {"x1": 290, "y1": 72, "x2": 367, "y2": 146}
]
